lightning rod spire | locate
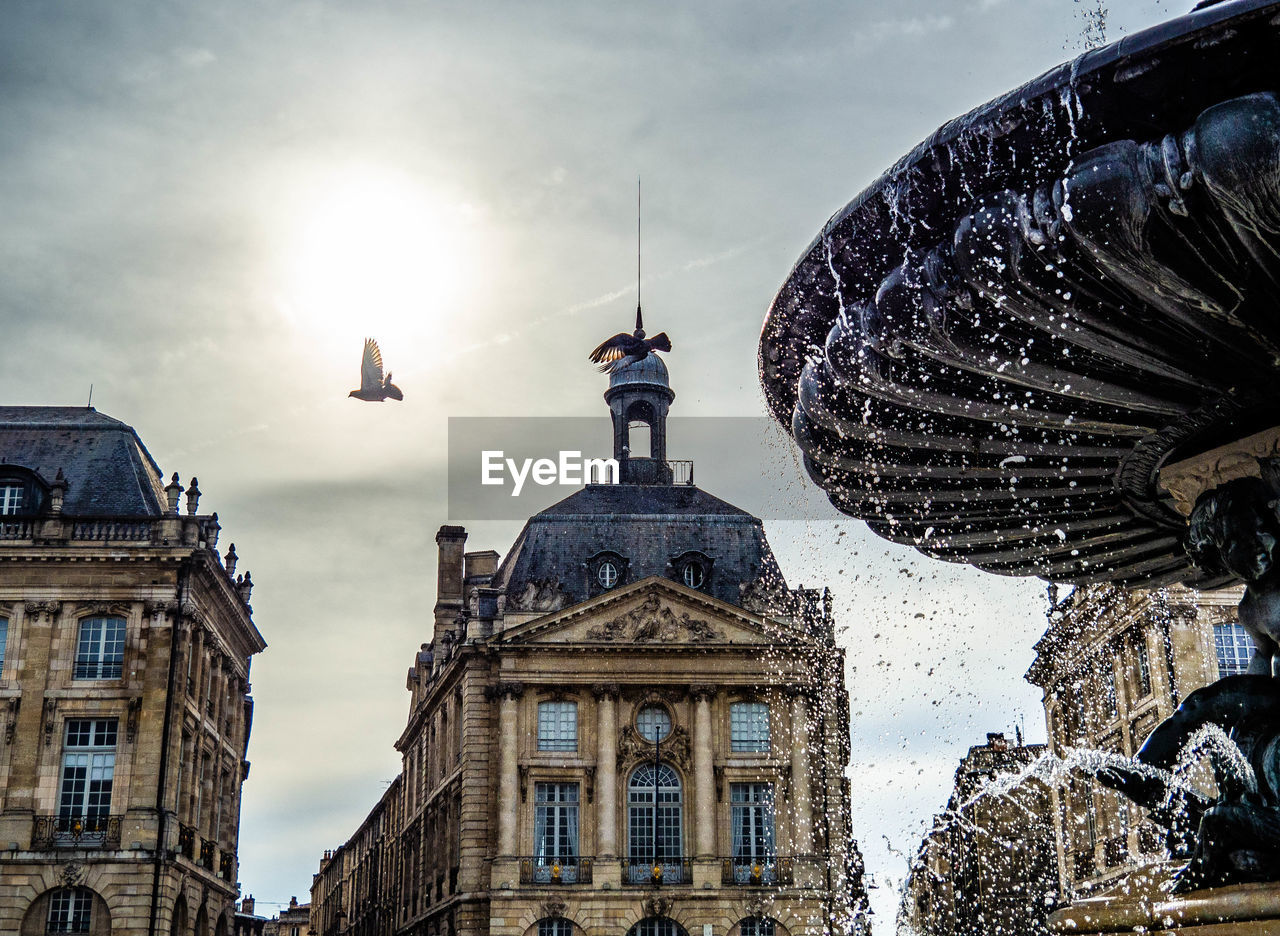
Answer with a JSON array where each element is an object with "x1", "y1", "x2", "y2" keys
[{"x1": 635, "y1": 177, "x2": 644, "y2": 337}]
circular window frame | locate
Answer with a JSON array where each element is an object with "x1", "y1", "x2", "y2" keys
[
  {"x1": 598, "y1": 561, "x2": 619, "y2": 589},
  {"x1": 635, "y1": 703, "x2": 673, "y2": 742},
  {"x1": 681, "y1": 562, "x2": 704, "y2": 589}
]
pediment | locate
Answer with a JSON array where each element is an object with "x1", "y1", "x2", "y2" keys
[{"x1": 501, "y1": 576, "x2": 800, "y2": 647}]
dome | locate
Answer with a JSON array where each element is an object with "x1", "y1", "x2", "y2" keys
[{"x1": 608, "y1": 352, "x2": 669, "y2": 390}]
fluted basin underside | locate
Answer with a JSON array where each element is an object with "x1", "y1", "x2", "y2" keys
[{"x1": 759, "y1": 0, "x2": 1280, "y2": 589}]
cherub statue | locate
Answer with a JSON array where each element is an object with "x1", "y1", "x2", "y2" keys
[{"x1": 1187, "y1": 463, "x2": 1280, "y2": 677}]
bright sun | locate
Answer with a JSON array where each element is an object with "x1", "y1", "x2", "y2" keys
[{"x1": 279, "y1": 166, "x2": 472, "y2": 355}]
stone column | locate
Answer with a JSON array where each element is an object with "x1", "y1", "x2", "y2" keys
[
  {"x1": 692, "y1": 686, "x2": 717, "y2": 858},
  {"x1": 593, "y1": 684, "x2": 620, "y2": 859},
  {"x1": 790, "y1": 689, "x2": 813, "y2": 855},
  {"x1": 495, "y1": 682, "x2": 523, "y2": 857}
]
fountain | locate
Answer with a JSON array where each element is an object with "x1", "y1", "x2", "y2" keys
[{"x1": 757, "y1": 0, "x2": 1280, "y2": 931}]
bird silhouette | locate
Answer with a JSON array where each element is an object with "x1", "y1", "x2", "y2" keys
[
  {"x1": 589, "y1": 327, "x2": 671, "y2": 374},
  {"x1": 348, "y1": 338, "x2": 404, "y2": 401}
]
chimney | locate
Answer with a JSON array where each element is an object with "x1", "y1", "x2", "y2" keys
[
  {"x1": 241, "y1": 896, "x2": 255, "y2": 916},
  {"x1": 986, "y1": 732, "x2": 1007, "y2": 751},
  {"x1": 434, "y1": 526, "x2": 468, "y2": 641},
  {"x1": 464, "y1": 549, "x2": 499, "y2": 582}
]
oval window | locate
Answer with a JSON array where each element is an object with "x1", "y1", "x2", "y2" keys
[
  {"x1": 682, "y1": 562, "x2": 704, "y2": 589},
  {"x1": 598, "y1": 561, "x2": 619, "y2": 588}
]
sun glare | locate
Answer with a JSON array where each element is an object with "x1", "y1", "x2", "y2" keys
[{"x1": 279, "y1": 167, "x2": 473, "y2": 357}]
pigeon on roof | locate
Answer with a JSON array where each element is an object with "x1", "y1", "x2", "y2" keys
[{"x1": 348, "y1": 338, "x2": 403, "y2": 402}]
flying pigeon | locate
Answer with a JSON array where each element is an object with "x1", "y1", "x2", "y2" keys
[
  {"x1": 589, "y1": 328, "x2": 671, "y2": 374},
  {"x1": 348, "y1": 338, "x2": 404, "y2": 402}
]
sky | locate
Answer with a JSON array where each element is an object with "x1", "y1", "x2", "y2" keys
[{"x1": 0, "y1": 0, "x2": 1192, "y2": 928}]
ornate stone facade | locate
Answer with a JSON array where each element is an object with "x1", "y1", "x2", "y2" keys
[
  {"x1": 0, "y1": 407, "x2": 266, "y2": 935},
  {"x1": 1026, "y1": 583, "x2": 1244, "y2": 900},
  {"x1": 899, "y1": 733, "x2": 1056, "y2": 936},
  {"x1": 310, "y1": 355, "x2": 868, "y2": 936}
]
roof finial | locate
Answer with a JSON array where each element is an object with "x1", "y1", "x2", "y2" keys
[{"x1": 635, "y1": 177, "x2": 644, "y2": 338}]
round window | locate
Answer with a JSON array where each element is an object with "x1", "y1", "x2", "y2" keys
[
  {"x1": 682, "y1": 562, "x2": 704, "y2": 589},
  {"x1": 598, "y1": 561, "x2": 619, "y2": 588},
  {"x1": 636, "y1": 705, "x2": 671, "y2": 742}
]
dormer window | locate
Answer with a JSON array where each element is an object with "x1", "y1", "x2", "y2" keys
[
  {"x1": 586, "y1": 552, "x2": 628, "y2": 595},
  {"x1": 671, "y1": 551, "x2": 713, "y2": 591},
  {"x1": 0, "y1": 483, "x2": 22, "y2": 514}
]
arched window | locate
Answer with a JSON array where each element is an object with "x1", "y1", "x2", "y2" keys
[
  {"x1": 74, "y1": 616, "x2": 125, "y2": 680},
  {"x1": 45, "y1": 887, "x2": 92, "y2": 933},
  {"x1": 738, "y1": 920, "x2": 776, "y2": 936},
  {"x1": 627, "y1": 764, "x2": 684, "y2": 882},
  {"x1": 537, "y1": 921, "x2": 573, "y2": 936},
  {"x1": 627, "y1": 918, "x2": 687, "y2": 936}
]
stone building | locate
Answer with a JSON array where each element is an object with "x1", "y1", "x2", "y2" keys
[
  {"x1": 264, "y1": 897, "x2": 312, "y2": 936},
  {"x1": 1025, "y1": 583, "x2": 1247, "y2": 899},
  {"x1": 0, "y1": 407, "x2": 266, "y2": 935},
  {"x1": 235, "y1": 896, "x2": 268, "y2": 936},
  {"x1": 310, "y1": 351, "x2": 869, "y2": 936},
  {"x1": 898, "y1": 732, "x2": 1056, "y2": 936}
]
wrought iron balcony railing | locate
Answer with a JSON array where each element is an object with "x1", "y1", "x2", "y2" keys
[
  {"x1": 721, "y1": 856, "x2": 794, "y2": 886},
  {"x1": 518, "y1": 856, "x2": 593, "y2": 885},
  {"x1": 72, "y1": 659, "x2": 124, "y2": 680},
  {"x1": 32, "y1": 815, "x2": 121, "y2": 849},
  {"x1": 622, "y1": 857, "x2": 692, "y2": 885},
  {"x1": 178, "y1": 823, "x2": 196, "y2": 860}
]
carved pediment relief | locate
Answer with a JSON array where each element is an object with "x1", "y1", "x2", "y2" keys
[{"x1": 586, "y1": 594, "x2": 722, "y2": 643}]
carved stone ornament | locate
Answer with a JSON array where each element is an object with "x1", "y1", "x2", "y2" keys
[
  {"x1": 642, "y1": 896, "x2": 670, "y2": 918},
  {"x1": 5, "y1": 697, "x2": 19, "y2": 745},
  {"x1": 591, "y1": 683, "x2": 622, "y2": 700},
  {"x1": 60, "y1": 862, "x2": 84, "y2": 887},
  {"x1": 689, "y1": 685, "x2": 717, "y2": 702},
  {"x1": 490, "y1": 681, "x2": 525, "y2": 701},
  {"x1": 143, "y1": 599, "x2": 180, "y2": 617},
  {"x1": 616, "y1": 725, "x2": 691, "y2": 772},
  {"x1": 1160, "y1": 427, "x2": 1280, "y2": 517},
  {"x1": 586, "y1": 594, "x2": 721, "y2": 643},
  {"x1": 540, "y1": 898, "x2": 567, "y2": 919},
  {"x1": 745, "y1": 896, "x2": 772, "y2": 920},
  {"x1": 507, "y1": 578, "x2": 571, "y2": 613},
  {"x1": 24, "y1": 601, "x2": 60, "y2": 616}
]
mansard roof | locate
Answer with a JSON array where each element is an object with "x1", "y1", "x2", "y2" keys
[
  {"x1": 493, "y1": 482, "x2": 787, "y2": 609},
  {"x1": 0, "y1": 406, "x2": 167, "y2": 516}
]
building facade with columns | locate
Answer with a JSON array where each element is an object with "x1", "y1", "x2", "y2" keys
[
  {"x1": 1026, "y1": 583, "x2": 1247, "y2": 900},
  {"x1": 0, "y1": 407, "x2": 266, "y2": 935},
  {"x1": 311, "y1": 352, "x2": 869, "y2": 936}
]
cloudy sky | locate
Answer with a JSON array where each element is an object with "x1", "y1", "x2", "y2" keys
[{"x1": 0, "y1": 0, "x2": 1189, "y2": 927}]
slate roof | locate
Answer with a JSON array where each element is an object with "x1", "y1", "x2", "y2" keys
[
  {"x1": 494, "y1": 483, "x2": 787, "y2": 608},
  {"x1": 0, "y1": 407, "x2": 167, "y2": 516}
]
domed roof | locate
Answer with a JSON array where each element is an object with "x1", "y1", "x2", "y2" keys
[{"x1": 609, "y1": 352, "x2": 669, "y2": 389}]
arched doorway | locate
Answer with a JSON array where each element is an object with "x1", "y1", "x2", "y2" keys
[
  {"x1": 20, "y1": 887, "x2": 111, "y2": 936},
  {"x1": 627, "y1": 763, "x2": 684, "y2": 883},
  {"x1": 626, "y1": 917, "x2": 688, "y2": 936},
  {"x1": 171, "y1": 895, "x2": 188, "y2": 936}
]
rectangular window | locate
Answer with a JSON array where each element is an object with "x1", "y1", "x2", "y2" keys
[
  {"x1": 730, "y1": 783, "x2": 776, "y2": 882},
  {"x1": 0, "y1": 482, "x2": 23, "y2": 515},
  {"x1": 0, "y1": 617, "x2": 7, "y2": 675},
  {"x1": 532, "y1": 782, "x2": 580, "y2": 881},
  {"x1": 1215, "y1": 622, "x2": 1256, "y2": 676},
  {"x1": 46, "y1": 888, "x2": 91, "y2": 933},
  {"x1": 730, "y1": 702, "x2": 771, "y2": 752},
  {"x1": 537, "y1": 701, "x2": 578, "y2": 752},
  {"x1": 74, "y1": 616, "x2": 125, "y2": 680},
  {"x1": 1136, "y1": 640, "x2": 1152, "y2": 698},
  {"x1": 58, "y1": 720, "x2": 117, "y2": 846}
]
